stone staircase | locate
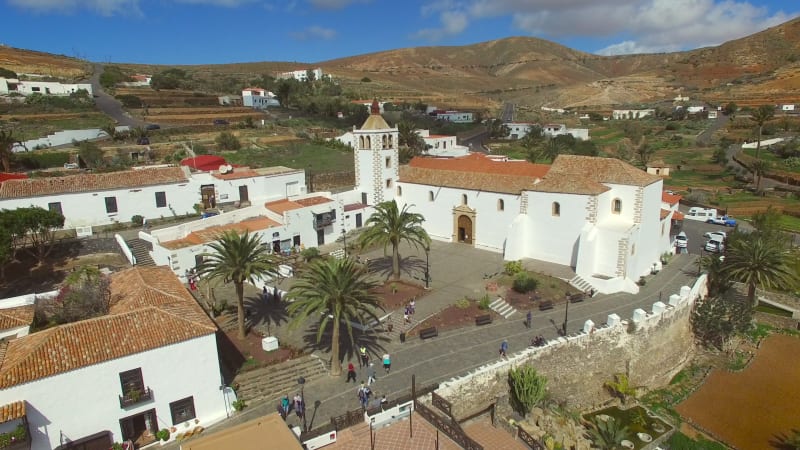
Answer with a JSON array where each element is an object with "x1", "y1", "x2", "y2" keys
[
  {"x1": 568, "y1": 274, "x2": 595, "y2": 295},
  {"x1": 125, "y1": 238, "x2": 156, "y2": 266},
  {"x1": 489, "y1": 297, "x2": 517, "y2": 319},
  {"x1": 233, "y1": 355, "x2": 328, "y2": 406}
]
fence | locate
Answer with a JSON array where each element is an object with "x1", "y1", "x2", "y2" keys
[
  {"x1": 414, "y1": 402, "x2": 483, "y2": 450},
  {"x1": 516, "y1": 426, "x2": 545, "y2": 450},
  {"x1": 431, "y1": 391, "x2": 452, "y2": 417},
  {"x1": 114, "y1": 234, "x2": 136, "y2": 265}
]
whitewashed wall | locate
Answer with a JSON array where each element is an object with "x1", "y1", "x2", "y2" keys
[{"x1": 524, "y1": 191, "x2": 588, "y2": 266}]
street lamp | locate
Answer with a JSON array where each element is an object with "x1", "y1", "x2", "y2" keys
[
  {"x1": 424, "y1": 245, "x2": 430, "y2": 289},
  {"x1": 341, "y1": 221, "x2": 348, "y2": 257},
  {"x1": 297, "y1": 376, "x2": 307, "y2": 432},
  {"x1": 562, "y1": 291, "x2": 570, "y2": 336}
]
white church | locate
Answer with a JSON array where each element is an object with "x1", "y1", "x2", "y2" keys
[{"x1": 353, "y1": 101, "x2": 674, "y2": 294}]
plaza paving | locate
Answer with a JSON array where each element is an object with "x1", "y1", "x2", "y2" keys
[{"x1": 164, "y1": 238, "x2": 699, "y2": 449}]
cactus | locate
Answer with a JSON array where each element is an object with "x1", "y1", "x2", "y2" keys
[{"x1": 508, "y1": 365, "x2": 548, "y2": 417}]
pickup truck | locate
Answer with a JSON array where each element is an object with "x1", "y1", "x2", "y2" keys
[{"x1": 706, "y1": 216, "x2": 737, "y2": 227}]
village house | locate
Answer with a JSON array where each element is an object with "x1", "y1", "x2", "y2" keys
[
  {"x1": 416, "y1": 130, "x2": 470, "y2": 157},
  {"x1": 242, "y1": 88, "x2": 279, "y2": 109},
  {"x1": 430, "y1": 110, "x2": 473, "y2": 123},
  {"x1": 0, "y1": 266, "x2": 232, "y2": 450},
  {"x1": 612, "y1": 109, "x2": 655, "y2": 120},
  {"x1": 276, "y1": 68, "x2": 324, "y2": 82},
  {"x1": 646, "y1": 160, "x2": 672, "y2": 177},
  {"x1": 504, "y1": 122, "x2": 589, "y2": 141},
  {"x1": 0, "y1": 78, "x2": 93, "y2": 96}
]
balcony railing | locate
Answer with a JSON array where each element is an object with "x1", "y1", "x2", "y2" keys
[{"x1": 119, "y1": 387, "x2": 153, "y2": 408}]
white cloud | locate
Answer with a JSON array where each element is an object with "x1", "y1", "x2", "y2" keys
[
  {"x1": 8, "y1": 0, "x2": 140, "y2": 15},
  {"x1": 174, "y1": 0, "x2": 258, "y2": 6},
  {"x1": 290, "y1": 25, "x2": 338, "y2": 40},
  {"x1": 307, "y1": 0, "x2": 370, "y2": 9},
  {"x1": 416, "y1": 0, "x2": 797, "y2": 54}
]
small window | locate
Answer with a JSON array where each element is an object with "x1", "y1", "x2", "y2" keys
[
  {"x1": 155, "y1": 191, "x2": 167, "y2": 208},
  {"x1": 31, "y1": 87, "x2": 40, "y2": 92},
  {"x1": 396, "y1": 186, "x2": 402, "y2": 196},
  {"x1": 552, "y1": 202, "x2": 561, "y2": 216},
  {"x1": 105, "y1": 196, "x2": 118, "y2": 214},
  {"x1": 428, "y1": 191, "x2": 434, "y2": 202},
  {"x1": 612, "y1": 198, "x2": 622, "y2": 214},
  {"x1": 631, "y1": 244, "x2": 636, "y2": 256},
  {"x1": 119, "y1": 368, "x2": 144, "y2": 396},
  {"x1": 170, "y1": 397, "x2": 196, "y2": 425},
  {"x1": 385, "y1": 156, "x2": 391, "y2": 168},
  {"x1": 385, "y1": 179, "x2": 392, "y2": 188},
  {"x1": 461, "y1": 194, "x2": 468, "y2": 205},
  {"x1": 497, "y1": 199, "x2": 504, "y2": 211},
  {"x1": 48, "y1": 202, "x2": 63, "y2": 215}
]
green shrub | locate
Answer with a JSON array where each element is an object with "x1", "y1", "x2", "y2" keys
[
  {"x1": 115, "y1": 94, "x2": 143, "y2": 108},
  {"x1": 455, "y1": 298, "x2": 470, "y2": 309},
  {"x1": 215, "y1": 131, "x2": 241, "y2": 150},
  {"x1": 14, "y1": 152, "x2": 70, "y2": 169},
  {"x1": 478, "y1": 294, "x2": 491, "y2": 310},
  {"x1": 131, "y1": 215, "x2": 144, "y2": 226},
  {"x1": 504, "y1": 260, "x2": 523, "y2": 276},
  {"x1": 637, "y1": 276, "x2": 647, "y2": 286},
  {"x1": 513, "y1": 272, "x2": 538, "y2": 293},
  {"x1": 156, "y1": 429, "x2": 170, "y2": 442},
  {"x1": 232, "y1": 398, "x2": 246, "y2": 411}
]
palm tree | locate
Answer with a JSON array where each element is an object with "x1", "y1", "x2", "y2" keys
[
  {"x1": 287, "y1": 257, "x2": 382, "y2": 376},
  {"x1": 198, "y1": 231, "x2": 278, "y2": 339},
  {"x1": 750, "y1": 105, "x2": 775, "y2": 160},
  {"x1": 723, "y1": 233, "x2": 797, "y2": 307},
  {"x1": 0, "y1": 129, "x2": 22, "y2": 172},
  {"x1": 397, "y1": 120, "x2": 425, "y2": 163},
  {"x1": 358, "y1": 201, "x2": 430, "y2": 280},
  {"x1": 750, "y1": 159, "x2": 770, "y2": 192},
  {"x1": 538, "y1": 137, "x2": 567, "y2": 162},
  {"x1": 698, "y1": 252, "x2": 730, "y2": 298},
  {"x1": 603, "y1": 373, "x2": 637, "y2": 405}
]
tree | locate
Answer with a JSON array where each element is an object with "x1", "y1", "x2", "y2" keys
[
  {"x1": 358, "y1": 201, "x2": 430, "y2": 280},
  {"x1": 397, "y1": 120, "x2": 425, "y2": 163},
  {"x1": 537, "y1": 137, "x2": 567, "y2": 162},
  {"x1": 0, "y1": 67, "x2": 17, "y2": 79},
  {"x1": 770, "y1": 428, "x2": 800, "y2": 450},
  {"x1": 0, "y1": 129, "x2": 23, "y2": 172},
  {"x1": 287, "y1": 257, "x2": 382, "y2": 376},
  {"x1": 487, "y1": 119, "x2": 509, "y2": 139},
  {"x1": 198, "y1": 231, "x2": 278, "y2": 339},
  {"x1": 723, "y1": 102, "x2": 738, "y2": 117},
  {"x1": 76, "y1": 139, "x2": 105, "y2": 169},
  {"x1": 691, "y1": 294, "x2": 753, "y2": 350},
  {"x1": 750, "y1": 159, "x2": 770, "y2": 192},
  {"x1": 585, "y1": 417, "x2": 630, "y2": 450},
  {"x1": 750, "y1": 105, "x2": 775, "y2": 161},
  {"x1": 215, "y1": 131, "x2": 241, "y2": 151},
  {"x1": 698, "y1": 252, "x2": 730, "y2": 298},
  {"x1": 11, "y1": 207, "x2": 65, "y2": 264},
  {"x1": 41, "y1": 266, "x2": 111, "y2": 324},
  {"x1": 603, "y1": 373, "x2": 637, "y2": 405},
  {"x1": 508, "y1": 366, "x2": 548, "y2": 417},
  {"x1": 723, "y1": 233, "x2": 797, "y2": 307}
]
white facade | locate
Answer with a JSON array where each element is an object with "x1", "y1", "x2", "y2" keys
[
  {"x1": 505, "y1": 122, "x2": 534, "y2": 140},
  {"x1": 417, "y1": 130, "x2": 469, "y2": 157},
  {"x1": 434, "y1": 111, "x2": 473, "y2": 123},
  {"x1": 505, "y1": 123, "x2": 589, "y2": 141},
  {"x1": 353, "y1": 109, "x2": 399, "y2": 206},
  {"x1": 277, "y1": 68, "x2": 324, "y2": 82},
  {"x1": 612, "y1": 109, "x2": 655, "y2": 120},
  {"x1": 782, "y1": 104, "x2": 795, "y2": 111},
  {"x1": 0, "y1": 334, "x2": 227, "y2": 450},
  {"x1": 0, "y1": 78, "x2": 93, "y2": 96},
  {"x1": 242, "y1": 88, "x2": 278, "y2": 108}
]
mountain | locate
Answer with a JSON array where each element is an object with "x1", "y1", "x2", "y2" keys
[
  {"x1": 0, "y1": 46, "x2": 90, "y2": 80},
  {"x1": 0, "y1": 16, "x2": 798, "y2": 109}
]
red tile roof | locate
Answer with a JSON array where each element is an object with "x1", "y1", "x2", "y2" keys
[
  {"x1": 0, "y1": 267, "x2": 216, "y2": 388},
  {"x1": 660, "y1": 208, "x2": 671, "y2": 220},
  {"x1": 160, "y1": 216, "x2": 281, "y2": 250},
  {"x1": 0, "y1": 167, "x2": 189, "y2": 199},
  {"x1": 0, "y1": 306, "x2": 34, "y2": 332},
  {"x1": 528, "y1": 155, "x2": 660, "y2": 195},
  {"x1": 673, "y1": 211, "x2": 685, "y2": 220},
  {"x1": 0, "y1": 173, "x2": 27, "y2": 184},
  {"x1": 408, "y1": 153, "x2": 550, "y2": 178},
  {"x1": 400, "y1": 166, "x2": 538, "y2": 195},
  {"x1": 266, "y1": 196, "x2": 332, "y2": 214},
  {"x1": 0, "y1": 401, "x2": 25, "y2": 423},
  {"x1": 662, "y1": 192, "x2": 682, "y2": 205}
]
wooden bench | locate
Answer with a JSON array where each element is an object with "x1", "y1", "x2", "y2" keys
[
  {"x1": 419, "y1": 327, "x2": 438, "y2": 339},
  {"x1": 539, "y1": 301, "x2": 554, "y2": 311},
  {"x1": 475, "y1": 314, "x2": 493, "y2": 326},
  {"x1": 569, "y1": 294, "x2": 585, "y2": 304}
]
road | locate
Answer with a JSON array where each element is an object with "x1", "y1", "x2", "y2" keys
[
  {"x1": 460, "y1": 130, "x2": 489, "y2": 153},
  {"x1": 86, "y1": 63, "x2": 144, "y2": 128},
  {"x1": 501, "y1": 102, "x2": 515, "y2": 122},
  {"x1": 695, "y1": 113, "x2": 730, "y2": 146}
]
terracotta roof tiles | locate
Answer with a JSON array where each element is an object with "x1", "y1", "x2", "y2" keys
[
  {"x1": 409, "y1": 153, "x2": 550, "y2": 178},
  {"x1": 0, "y1": 401, "x2": 25, "y2": 423},
  {"x1": 0, "y1": 267, "x2": 216, "y2": 388},
  {"x1": 662, "y1": 192, "x2": 682, "y2": 205},
  {"x1": 528, "y1": 155, "x2": 660, "y2": 195},
  {"x1": 0, "y1": 306, "x2": 34, "y2": 332},
  {"x1": 0, "y1": 167, "x2": 189, "y2": 199},
  {"x1": 400, "y1": 166, "x2": 536, "y2": 195},
  {"x1": 159, "y1": 216, "x2": 281, "y2": 250}
]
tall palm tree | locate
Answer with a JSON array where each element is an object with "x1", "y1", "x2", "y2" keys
[
  {"x1": 723, "y1": 233, "x2": 797, "y2": 307},
  {"x1": 358, "y1": 201, "x2": 430, "y2": 280},
  {"x1": 0, "y1": 129, "x2": 22, "y2": 172},
  {"x1": 287, "y1": 257, "x2": 382, "y2": 376},
  {"x1": 538, "y1": 137, "x2": 567, "y2": 162},
  {"x1": 750, "y1": 159, "x2": 770, "y2": 192},
  {"x1": 198, "y1": 231, "x2": 277, "y2": 339},
  {"x1": 397, "y1": 120, "x2": 425, "y2": 163},
  {"x1": 750, "y1": 104, "x2": 775, "y2": 160}
]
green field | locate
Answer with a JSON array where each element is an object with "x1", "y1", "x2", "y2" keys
[
  {"x1": 222, "y1": 142, "x2": 354, "y2": 173},
  {"x1": 6, "y1": 113, "x2": 115, "y2": 141}
]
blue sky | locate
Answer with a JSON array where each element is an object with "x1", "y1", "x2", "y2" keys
[{"x1": 3, "y1": 0, "x2": 798, "y2": 65}]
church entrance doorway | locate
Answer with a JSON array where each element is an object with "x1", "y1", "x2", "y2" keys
[{"x1": 457, "y1": 215, "x2": 473, "y2": 244}]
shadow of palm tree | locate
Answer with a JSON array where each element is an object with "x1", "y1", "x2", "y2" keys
[
  {"x1": 770, "y1": 429, "x2": 800, "y2": 449},
  {"x1": 301, "y1": 321, "x2": 391, "y2": 369},
  {"x1": 243, "y1": 294, "x2": 289, "y2": 335},
  {"x1": 366, "y1": 254, "x2": 427, "y2": 282}
]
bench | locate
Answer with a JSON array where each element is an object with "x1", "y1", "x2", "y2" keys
[
  {"x1": 475, "y1": 314, "x2": 493, "y2": 326},
  {"x1": 419, "y1": 327, "x2": 438, "y2": 340},
  {"x1": 569, "y1": 294, "x2": 585, "y2": 304},
  {"x1": 539, "y1": 301, "x2": 554, "y2": 311}
]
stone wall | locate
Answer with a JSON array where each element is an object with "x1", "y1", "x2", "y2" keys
[
  {"x1": 437, "y1": 275, "x2": 707, "y2": 416},
  {"x1": 308, "y1": 171, "x2": 355, "y2": 192}
]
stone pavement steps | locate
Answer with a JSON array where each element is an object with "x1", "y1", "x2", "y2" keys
[
  {"x1": 233, "y1": 355, "x2": 328, "y2": 405},
  {"x1": 125, "y1": 238, "x2": 156, "y2": 266},
  {"x1": 489, "y1": 297, "x2": 517, "y2": 319},
  {"x1": 567, "y1": 274, "x2": 593, "y2": 294}
]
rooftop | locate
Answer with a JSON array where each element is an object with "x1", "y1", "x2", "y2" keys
[
  {"x1": 0, "y1": 401, "x2": 25, "y2": 424},
  {"x1": 160, "y1": 216, "x2": 281, "y2": 250},
  {"x1": 400, "y1": 166, "x2": 538, "y2": 195},
  {"x1": 0, "y1": 267, "x2": 216, "y2": 389},
  {"x1": 662, "y1": 191, "x2": 682, "y2": 205},
  {"x1": 0, "y1": 305, "x2": 34, "y2": 332},
  {"x1": 528, "y1": 155, "x2": 660, "y2": 195},
  {"x1": 408, "y1": 153, "x2": 550, "y2": 178},
  {"x1": 212, "y1": 166, "x2": 301, "y2": 181},
  {"x1": 0, "y1": 166, "x2": 189, "y2": 199}
]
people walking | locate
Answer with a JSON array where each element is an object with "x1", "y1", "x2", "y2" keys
[
  {"x1": 357, "y1": 382, "x2": 371, "y2": 409},
  {"x1": 526, "y1": 310, "x2": 532, "y2": 329},
  {"x1": 359, "y1": 345, "x2": 368, "y2": 368},
  {"x1": 293, "y1": 393, "x2": 304, "y2": 419},
  {"x1": 346, "y1": 361, "x2": 357, "y2": 383},
  {"x1": 367, "y1": 363, "x2": 377, "y2": 386},
  {"x1": 281, "y1": 394, "x2": 290, "y2": 418},
  {"x1": 382, "y1": 353, "x2": 391, "y2": 373},
  {"x1": 499, "y1": 339, "x2": 508, "y2": 359}
]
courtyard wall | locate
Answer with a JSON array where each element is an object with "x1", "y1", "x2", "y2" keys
[{"x1": 436, "y1": 275, "x2": 707, "y2": 415}]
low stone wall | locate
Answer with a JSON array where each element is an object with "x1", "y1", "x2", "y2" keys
[{"x1": 437, "y1": 276, "x2": 707, "y2": 415}]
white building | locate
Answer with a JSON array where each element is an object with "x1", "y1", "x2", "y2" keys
[
  {"x1": 353, "y1": 101, "x2": 399, "y2": 206},
  {"x1": 276, "y1": 68, "x2": 324, "y2": 82},
  {"x1": 612, "y1": 109, "x2": 655, "y2": 120},
  {"x1": 505, "y1": 122, "x2": 589, "y2": 141},
  {"x1": 0, "y1": 165, "x2": 307, "y2": 229},
  {"x1": 0, "y1": 78, "x2": 93, "y2": 96},
  {"x1": 0, "y1": 266, "x2": 230, "y2": 450},
  {"x1": 432, "y1": 111, "x2": 473, "y2": 123},
  {"x1": 782, "y1": 104, "x2": 796, "y2": 111},
  {"x1": 416, "y1": 130, "x2": 469, "y2": 157},
  {"x1": 505, "y1": 122, "x2": 535, "y2": 140},
  {"x1": 242, "y1": 88, "x2": 278, "y2": 109},
  {"x1": 351, "y1": 100, "x2": 385, "y2": 114}
]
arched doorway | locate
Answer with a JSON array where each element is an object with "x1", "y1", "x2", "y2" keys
[{"x1": 457, "y1": 215, "x2": 473, "y2": 244}]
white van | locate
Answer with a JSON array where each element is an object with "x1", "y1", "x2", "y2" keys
[{"x1": 685, "y1": 207, "x2": 718, "y2": 222}]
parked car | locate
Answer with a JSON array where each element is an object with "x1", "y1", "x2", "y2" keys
[
  {"x1": 145, "y1": 123, "x2": 160, "y2": 130},
  {"x1": 63, "y1": 163, "x2": 79, "y2": 169},
  {"x1": 706, "y1": 216, "x2": 737, "y2": 227},
  {"x1": 213, "y1": 119, "x2": 229, "y2": 125},
  {"x1": 674, "y1": 231, "x2": 688, "y2": 249},
  {"x1": 703, "y1": 231, "x2": 728, "y2": 240},
  {"x1": 137, "y1": 137, "x2": 150, "y2": 145},
  {"x1": 705, "y1": 237, "x2": 725, "y2": 253}
]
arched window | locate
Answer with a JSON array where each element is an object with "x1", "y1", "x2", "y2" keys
[
  {"x1": 428, "y1": 191, "x2": 434, "y2": 202},
  {"x1": 359, "y1": 136, "x2": 365, "y2": 149},
  {"x1": 365, "y1": 136, "x2": 371, "y2": 149},
  {"x1": 631, "y1": 244, "x2": 636, "y2": 255},
  {"x1": 385, "y1": 179, "x2": 392, "y2": 188},
  {"x1": 497, "y1": 199, "x2": 504, "y2": 211},
  {"x1": 552, "y1": 202, "x2": 561, "y2": 216},
  {"x1": 462, "y1": 194, "x2": 468, "y2": 205},
  {"x1": 382, "y1": 135, "x2": 388, "y2": 149},
  {"x1": 612, "y1": 198, "x2": 622, "y2": 214},
  {"x1": 396, "y1": 186, "x2": 402, "y2": 196}
]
